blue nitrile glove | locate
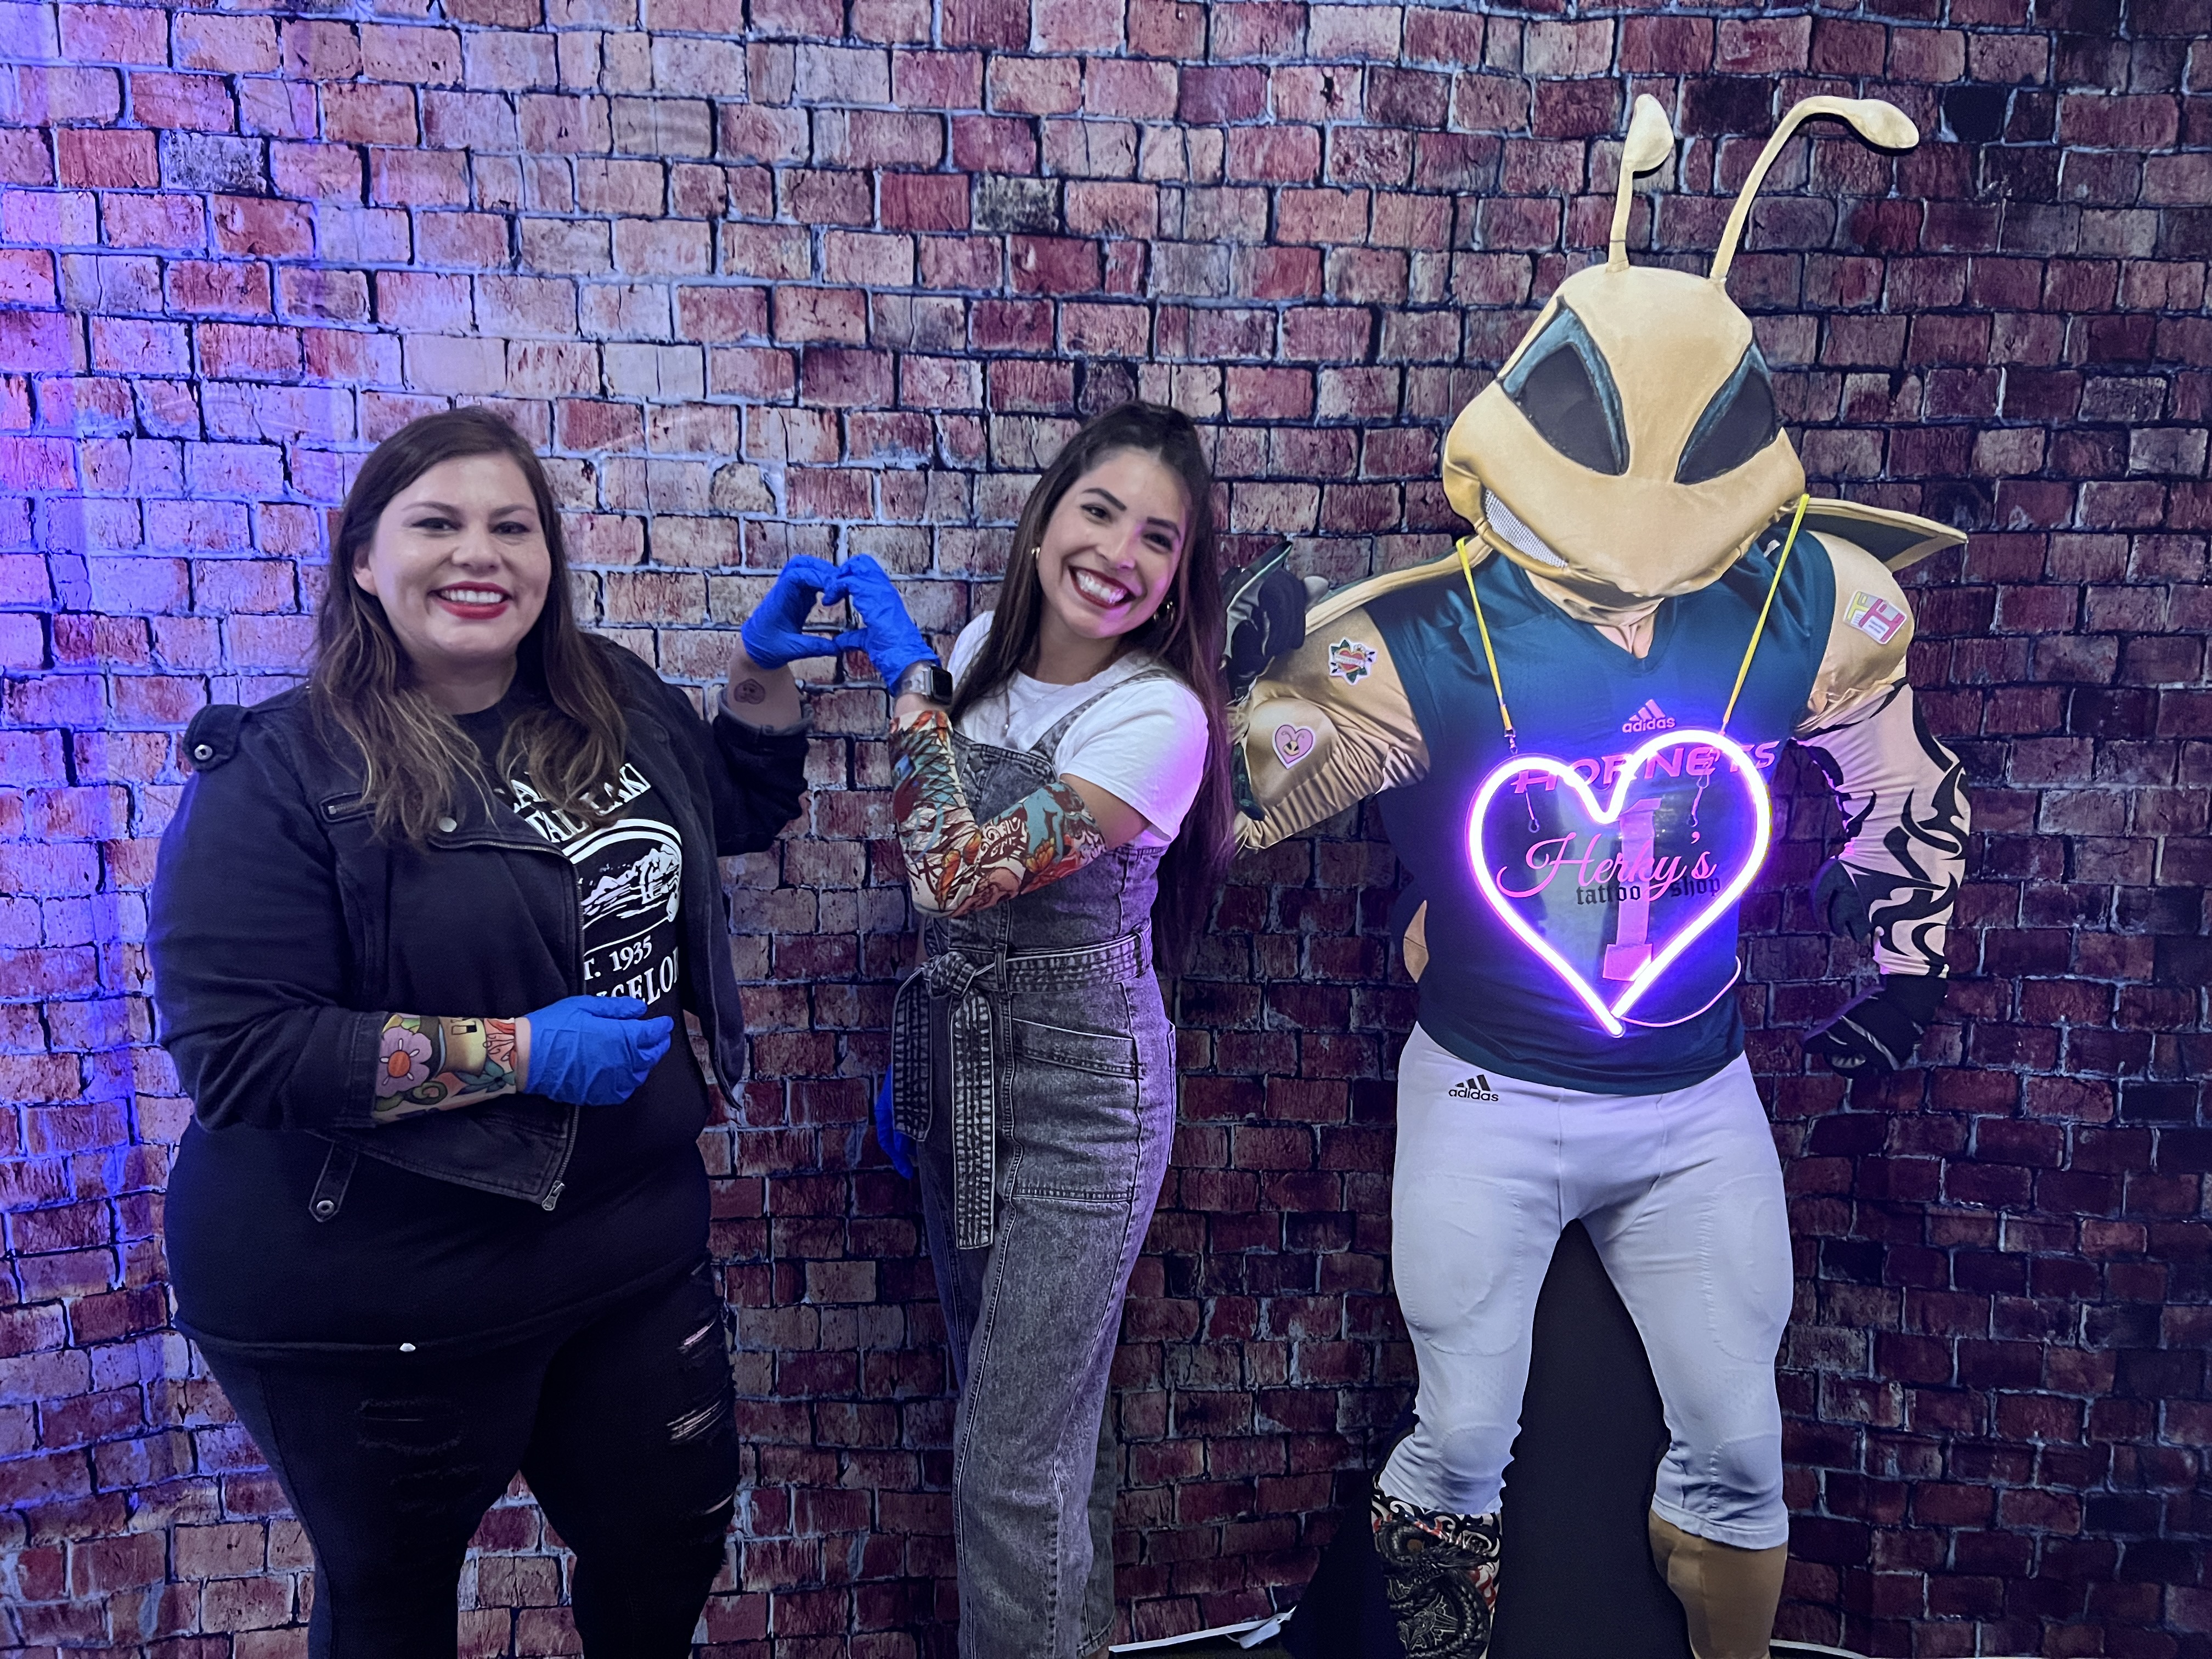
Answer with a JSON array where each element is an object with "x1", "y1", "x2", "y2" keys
[
  {"x1": 740, "y1": 555, "x2": 844, "y2": 668},
  {"x1": 827, "y1": 555, "x2": 938, "y2": 688},
  {"x1": 523, "y1": 995, "x2": 673, "y2": 1105},
  {"x1": 873, "y1": 1070, "x2": 914, "y2": 1178}
]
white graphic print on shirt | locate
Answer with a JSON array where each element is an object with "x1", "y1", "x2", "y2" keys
[{"x1": 509, "y1": 763, "x2": 684, "y2": 1011}]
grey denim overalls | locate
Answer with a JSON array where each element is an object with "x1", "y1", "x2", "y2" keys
[{"x1": 891, "y1": 673, "x2": 1180, "y2": 1659}]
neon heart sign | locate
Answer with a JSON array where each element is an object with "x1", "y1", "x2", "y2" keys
[{"x1": 1465, "y1": 729, "x2": 1772, "y2": 1037}]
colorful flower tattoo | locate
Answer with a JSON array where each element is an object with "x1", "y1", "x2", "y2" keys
[
  {"x1": 890, "y1": 707, "x2": 1106, "y2": 918},
  {"x1": 373, "y1": 1013, "x2": 524, "y2": 1125}
]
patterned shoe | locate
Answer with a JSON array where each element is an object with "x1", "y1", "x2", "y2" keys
[{"x1": 1370, "y1": 1486, "x2": 1503, "y2": 1659}]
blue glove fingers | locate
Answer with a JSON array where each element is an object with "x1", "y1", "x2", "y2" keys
[
  {"x1": 830, "y1": 559, "x2": 936, "y2": 687},
  {"x1": 524, "y1": 996, "x2": 670, "y2": 1104},
  {"x1": 742, "y1": 557, "x2": 843, "y2": 667},
  {"x1": 765, "y1": 555, "x2": 838, "y2": 610}
]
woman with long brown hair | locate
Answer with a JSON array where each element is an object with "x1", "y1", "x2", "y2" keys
[
  {"x1": 148, "y1": 407, "x2": 837, "y2": 1656},
  {"x1": 828, "y1": 402, "x2": 1233, "y2": 1658}
]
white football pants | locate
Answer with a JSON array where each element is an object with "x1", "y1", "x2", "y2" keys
[{"x1": 1379, "y1": 1024, "x2": 1794, "y2": 1550}]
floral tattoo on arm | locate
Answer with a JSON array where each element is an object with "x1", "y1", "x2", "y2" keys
[
  {"x1": 890, "y1": 706, "x2": 1107, "y2": 918},
  {"x1": 374, "y1": 1014, "x2": 524, "y2": 1125}
]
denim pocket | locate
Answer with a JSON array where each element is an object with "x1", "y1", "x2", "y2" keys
[
  {"x1": 1005, "y1": 1017, "x2": 1144, "y2": 1202},
  {"x1": 1009, "y1": 1017, "x2": 1139, "y2": 1079}
]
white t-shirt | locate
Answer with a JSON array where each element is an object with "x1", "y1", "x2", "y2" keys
[{"x1": 946, "y1": 612, "x2": 1209, "y2": 849}]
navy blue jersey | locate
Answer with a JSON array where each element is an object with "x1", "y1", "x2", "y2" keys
[{"x1": 1365, "y1": 540, "x2": 1833, "y2": 1093}]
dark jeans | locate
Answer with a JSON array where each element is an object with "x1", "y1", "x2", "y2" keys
[{"x1": 202, "y1": 1263, "x2": 738, "y2": 1659}]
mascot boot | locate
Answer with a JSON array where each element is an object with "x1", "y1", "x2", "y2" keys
[
  {"x1": 1372, "y1": 1486, "x2": 1503, "y2": 1659},
  {"x1": 1648, "y1": 1514, "x2": 1788, "y2": 1659}
]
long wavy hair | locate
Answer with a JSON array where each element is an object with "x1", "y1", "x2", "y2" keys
[
  {"x1": 309, "y1": 407, "x2": 628, "y2": 846},
  {"x1": 950, "y1": 402, "x2": 1233, "y2": 975}
]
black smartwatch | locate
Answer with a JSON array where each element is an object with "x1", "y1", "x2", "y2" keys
[{"x1": 893, "y1": 661, "x2": 953, "y2": 704}]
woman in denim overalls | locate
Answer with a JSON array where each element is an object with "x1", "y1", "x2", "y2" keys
[{"x1": 827, "y1": 405, "x2": 1234, "y2": 1658}]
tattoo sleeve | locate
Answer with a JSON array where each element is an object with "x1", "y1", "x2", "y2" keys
[
  {"x1": 372, "y1": 1014, "x2": 524, "y2": 1125},
  {"x1": 890, "y1": 706, "x2": 1107, "y2": 918},
  {"x1": 1796, "y1": 683, "x2": 1969, "y2": 978}
]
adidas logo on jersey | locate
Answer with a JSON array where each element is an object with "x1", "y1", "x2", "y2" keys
[
  {"x1": 1448, "y1": 1074, "x2": 1502, "y2": 1102},
  {"x1": 1621, "y1": 698, "x2": 1676, "y2": 733}
]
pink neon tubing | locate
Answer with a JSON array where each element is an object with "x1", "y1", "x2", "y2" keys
[{"x1": 1464, "y1": 729, "x2": 1774, "y2": 1040}]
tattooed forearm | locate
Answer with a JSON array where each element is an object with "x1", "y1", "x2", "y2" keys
[
  {"x1": 890, "y1": 706, "x2": 1106, "y2": 918},
  {"x1": 373, "y1": 1014, "x2": 526, "y2": 1125}
]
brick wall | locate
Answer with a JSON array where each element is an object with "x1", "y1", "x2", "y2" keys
[{"x1": 3, "y1": 0, "x2": 2208, "y2": 1652}]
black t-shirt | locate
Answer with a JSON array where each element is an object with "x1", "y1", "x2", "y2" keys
[{"x1": 167, "y1": 695, "x2": 714, "y2": 1357}]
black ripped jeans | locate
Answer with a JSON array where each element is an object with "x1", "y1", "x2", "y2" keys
[{"x1": 201, "y1": 1262, "x2": 737, "y2": 1659}]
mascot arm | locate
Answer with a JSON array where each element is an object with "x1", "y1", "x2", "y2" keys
[
  {"x1": 1792, "y1": 536, "x2": 1968, "y2": 979},
  {"x1": 1232, "y1": 603, "x2": 1431, "y2": 853}
]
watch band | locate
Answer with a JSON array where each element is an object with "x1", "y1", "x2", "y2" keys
[{"x1": 894, "y1": 661, "x2": 953, "y2": 703}]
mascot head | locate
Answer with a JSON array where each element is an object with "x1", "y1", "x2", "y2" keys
[{"x1": 1443, "y1": 94, "x2": 1921, "y2": 613}]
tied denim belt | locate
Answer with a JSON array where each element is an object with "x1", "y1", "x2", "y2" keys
[{"x1": 891, "y1": 926, "x2": 1150, "y2": 1251}]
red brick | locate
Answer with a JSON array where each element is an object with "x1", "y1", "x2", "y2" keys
[
  {"x1": 774, "y1": 286, "x2": 868, "y2": 345},
  {"x1": 800, "y1": 347, "x2": 892, "y2": 407},
  {"x1": 57, "y1": 129, "x2": 157, "y2": 188},
  {"x1": 1008, "y1": 235, "x2": 1099, "y2": 295},
  {"x1": 1085, "y1": 58, "x2": 1177, "y2": 120},
  {"x1": 950, "y1": 114, "x2": 1036, "y2": 173},
  {"x1": 1178, "y1": 65, "x2": 1265, "y2": 125},
  {"x1": 879, "y1": 173, "x2": 967, "y2": 233},
  {"x1": 129, "y1": 71, "x2": 236, "y2": 131},
  {"x1": 59, "y1": 2, "x2": 167, "y2": 62},
  {"x1": 1064, "y1": 181, "x2": 1156, "y2": 238}
]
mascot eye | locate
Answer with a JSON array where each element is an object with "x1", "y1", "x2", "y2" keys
[
  {"x1": 1499, "y1": 307, "x2": 1627, "y2": 476},
  {"x1": 1676, "y1": 345, "x2": 1780, "y2": 485}
]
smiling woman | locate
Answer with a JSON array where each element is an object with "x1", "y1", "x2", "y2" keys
[
  {"x1": 816, "y1": 403, "x2": 1234, "y2": 1659},
  {"x1": 145, "y1": 406, "x2": 821, "y2": 1656},
  {"x1": 348, "y1": 454, "x2": 555, "y2": 704}
]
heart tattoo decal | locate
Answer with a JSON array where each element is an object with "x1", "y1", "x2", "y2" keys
[
  {"x1": 1273, "y1": 722, "x2": 1316, "y2": 768},
  {"x1": 1465, "y1": 729, "x2": 1773, "y2": 1037}
]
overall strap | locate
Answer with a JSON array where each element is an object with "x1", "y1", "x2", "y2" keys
[{"x1": 1030, "y1": 665, "x2": 1177, "y2": 763}]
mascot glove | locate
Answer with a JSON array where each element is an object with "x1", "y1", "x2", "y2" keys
[
  {"x1": 1223, "y1": 547, "x2": 1328, "y2": 700},
  {"x1": 524, "y1": 995, "x2": 673, "y2": 1105},
  {"x1": 873, "y1": 1070, "x2": 915, "y2": 1179},
  {"x1": 1804, "y1": 975, "x2": 1946, "y2": 1075},
  {"x1": 1812, "y1": 856, "x2": 1886, "y2": 944},
  {"x1": 740, "y1": 555, "x2": 845, "y2": 669},
  {"x1": 830, "y1": 555, "x2": 939, "y2": 688}
]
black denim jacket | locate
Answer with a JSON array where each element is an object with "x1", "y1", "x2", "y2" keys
[{"x1": 148, "y1": 649, "x2": 808, "y2": 1210}]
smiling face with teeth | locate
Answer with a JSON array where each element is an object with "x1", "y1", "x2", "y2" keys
[
  {"x1": 1029, "y1": 448, "x2": 1190, "y2": 676},
  {"x1": 352, "y1": 453, "x2": 554, "y2": 712}
]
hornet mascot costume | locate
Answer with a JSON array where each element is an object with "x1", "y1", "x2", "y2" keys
[{"x1": 1228, "y1": 96, "x2": 1968, "y2": 1659}]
